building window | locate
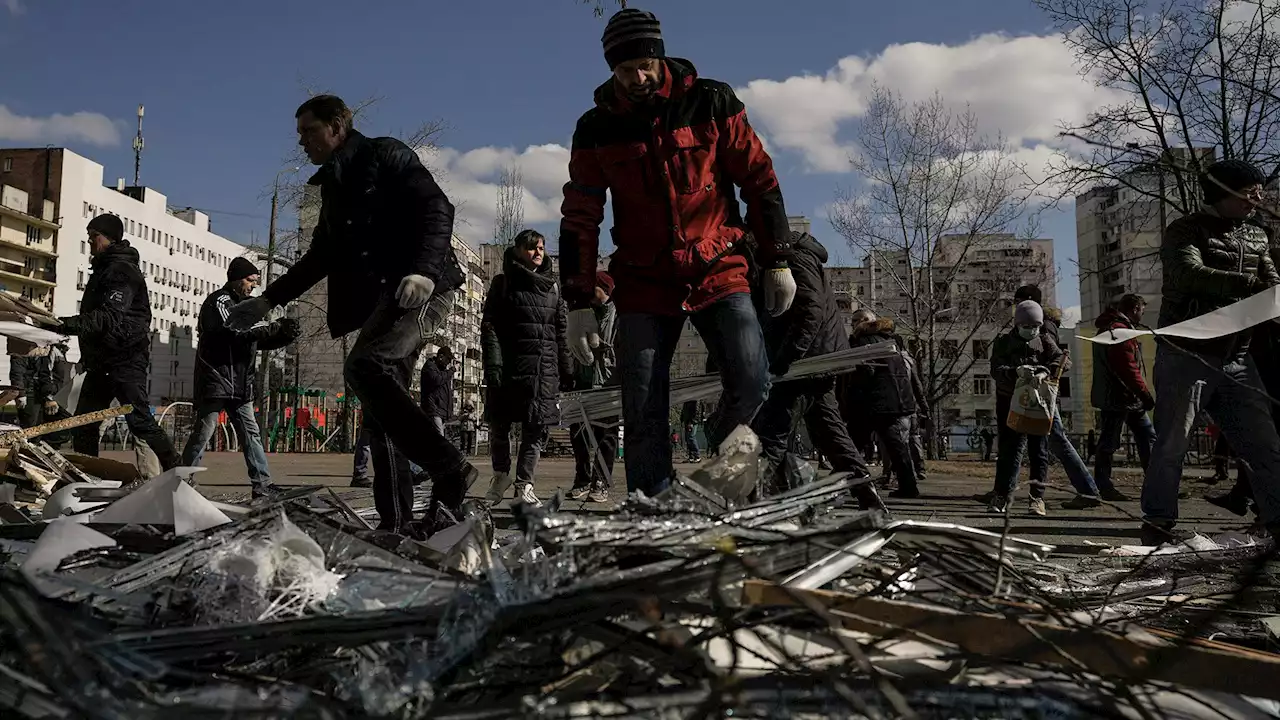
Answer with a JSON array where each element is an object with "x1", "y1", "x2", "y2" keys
[
  {"x1": 25, "y1": 225, "x2": 38, "y2": 246},
  {"x1": 940, "y1": 339, "x2": 960, "y2": 359},
  {"x1": 1, "y1": 158, "x2": 11, "y2": 172},
  {"x1": 81, "y1": 241, "x2": 87, "y2": 255},
  {"x1": 83, "y1": 202, "x2": 90, "y2": 218},
  {"x1": 972, "y1": 374, "x2": 992, "y2": 396},
  {"x1": 972, "y1": 340, "x2": 989, "y2": 360}
]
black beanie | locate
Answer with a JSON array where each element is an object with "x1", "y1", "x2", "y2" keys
[
  {"x1": 227, "y1": 256, "x2": 260, "y2": 282},
  {"x1": 602, "y1": 8, "x2": 664, "y2": 70},
  {"x1": 1201, "y1": 159, "x2": 1266, "y2": 204},
  {"x1": 86, "y1": 213, "x2": 123, "y2": 243}
]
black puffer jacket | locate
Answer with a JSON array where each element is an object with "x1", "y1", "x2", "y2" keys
[
  {"x1": 759, "y1": 232, "x2": 846, "y2": 375},
  {"x1": 845, "y1": 318, "x2": 916, "y2": 417},
  {"x1": 59, "y1": 241, "x2": 152, "y2": 374},
  {"x1": 481, "y1": 249, "x2": 572, "y2": 425},
  {"x1": 420, "y1": 358, "x2": 454, "y2": 419},
  {"x1": 263, "y1": 130, "x2": 466, "y2": 337},
  {"x1": 1160, "y1": 208, "x2": 1280, "y2": 356},
  {"x1": 194, "y1": 284, "x2": 299, "y2": 404},
  {"x1": 990, "y1": 329, "x2": 1064, "y2": 397}
]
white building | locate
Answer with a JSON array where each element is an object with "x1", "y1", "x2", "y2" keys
[{"x1": 0, "y1": 147, "x2": 251, "y2": 404}]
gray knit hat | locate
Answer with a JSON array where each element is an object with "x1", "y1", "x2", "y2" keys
[
  {"x1": 602, "y1": 8, "x2": 664, "y2": 70},
  {"x1": 1014, "y1": 300, "x2": 1044, "y2": 326}
]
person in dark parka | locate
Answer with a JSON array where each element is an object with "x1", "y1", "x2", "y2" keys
[
  {"x1": 420, "y1": 346, "x2": 455, "y2": 436},
  {"x1": 481, "y1": 230, "x2": 572, "y2": 508},
  {"x1": 181, "y1": 258, "x2": 299, "y2": 498},
  {"x1": 751, "y1": 232, "x2": 883, "y2": 509},
  {"x1": 843, "y1": 309, "x2": 921, "y2": 499},
  {"x1": 59, "y1": 213, "x2": 181, "y2": 469}
]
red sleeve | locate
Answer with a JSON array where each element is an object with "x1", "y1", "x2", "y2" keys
[
  {"x1": 714, "y1": 85, "x2": 791, "y2": 263},
  {"x1": 558, "y1": 117, "x2": 608, "y2": 309},
  {"x1": 1104, "y1": 338, "x2": 1150, "y2": 396}
]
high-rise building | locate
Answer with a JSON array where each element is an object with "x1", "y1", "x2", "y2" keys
[{"x1": 0, "y1": 147, "x2": 251, "y2": 404}]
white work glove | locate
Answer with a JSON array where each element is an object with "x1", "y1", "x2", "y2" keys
[
  {"x1": 14, "y1": 397, "x2": 26, "y2": 410},
  {"x1": 567, "y1": 309, "x2": 601, "y2": 366},
  {"x1": 763, "y1": 265, "x2": 798, "y2": 317},
  {"x1": 396, "y1": 274, "x2": 435, "y2": 309},
  {"x1": 226, "y1": 296, "x2": 273, "y2": 332}
]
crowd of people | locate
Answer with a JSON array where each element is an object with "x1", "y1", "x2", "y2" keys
[{"x1": 15, "y1": 8, "x2": 1280, "y2": 545}]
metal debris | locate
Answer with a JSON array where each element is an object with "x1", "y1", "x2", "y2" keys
[{"x1": 0, "y1": 429, "x2": 1277, "y2": 719}]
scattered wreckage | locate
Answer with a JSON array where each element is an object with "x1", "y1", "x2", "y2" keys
[{"x1": 0, "y1": 421, "x2": 1276, "y2": 719}]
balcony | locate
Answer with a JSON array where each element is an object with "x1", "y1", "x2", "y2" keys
[{"x1": 0, "y1": 267, "x2": 55, "y2": 289}]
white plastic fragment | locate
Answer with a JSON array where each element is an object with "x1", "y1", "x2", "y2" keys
[
  {"x1": 92, "y1": 466, "x2": 230, "y2": 534},
  {"x1": 21, "y1": 519, "x2": 117, "y2": 595}
]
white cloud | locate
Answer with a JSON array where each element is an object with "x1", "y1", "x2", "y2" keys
[
  {"x1": 736, "y1": 32, "x2": 1125, "y2": 174},
  {"x1": 1060, "y1": 304, "x2": 1082, "y2": 328},
  {"x1": 426, "y1": 143, "x2": 571, "y2": 245},
  {"x1": 0, "y1": 105, "x2": 122, "y2": 146}
]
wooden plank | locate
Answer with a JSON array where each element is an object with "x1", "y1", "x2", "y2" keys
[
  {"x1": 0, "y1": 405, "x2": 132, "y2": 447},
  {"x1": 741, "y1": 580, "x2": 1280, "y2": 701}
]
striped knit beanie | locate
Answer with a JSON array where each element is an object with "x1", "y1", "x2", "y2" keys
[{"x1": 602, "y1": 8, "x2": 664, "y2": 70}]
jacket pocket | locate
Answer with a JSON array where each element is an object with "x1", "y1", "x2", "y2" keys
[
  {"x1": 670, "y1": 122, "x2": 719, "y2": 194},
  {"x1": 598, "y1": 142, "x2": 649, "y2": 199}
]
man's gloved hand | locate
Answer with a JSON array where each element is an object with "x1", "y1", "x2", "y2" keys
[
  {"x1": 278, "y1": 317, "x2": 302, "y2": 340},
  {"x1": 763, "y1": 264, "x2": 797, "y2": 317},
  {"x1": 226, "y1": 297, "x2": 273, "y2": 332},
  {"x1": 43, "y1": 399, "x2": 58, "y2": 415},
  {"x1": 14, "y1": 397, "x2": 26, "y2": 410},
  {"x1": 57, "y1": 317, "x2": 80, "y2": 335},
  {"x1": 396, "y1": 274, "x2": 435, "y2": 309},
  {"x1": 567, "y1": 309, "x2": 601, "y2": 366}
]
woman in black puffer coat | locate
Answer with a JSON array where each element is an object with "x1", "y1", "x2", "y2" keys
[{"x1": 480, "y1": 230, "x2": 572, "y2": 507}]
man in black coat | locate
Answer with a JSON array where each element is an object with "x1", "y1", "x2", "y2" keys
[
  {"x1": 181, "y1": 258, "x2": 299, "y2": 498},
  {"x1": 227, "y1": 95, "x2": 473, "y2": 537},
  {"x1": 59, "y1": 214, "x2": 180, "y2": 469},
  {"x1": 751, "y1": 232, "x2": 882, "y2": 509},
  {"x1": 844, "y1": 310, "x2": 921, "y2": 499},
  {"x1": 420, "y1": 346, "x2": 455, "y2": 437}
]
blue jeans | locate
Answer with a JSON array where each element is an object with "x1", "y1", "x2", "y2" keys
[
  {"x1": 1094, "y1": 409, "x2": 1155, "y2": 492},
  {"x1": 1049, "y1": 411, "x2": 1099, "y2": 495},
  {"x1": 352, "y1": 427, "x2": 372, "y2": 480},
  {"x1": 1142, "y1": 345, "x2": 1280, "y2": 525},
  {"x1": 181, "y1": 399, "x2": 272, "y2": 492},
  {"x1": 617, "y1": 293, "x2": 769, "y2": 495}
]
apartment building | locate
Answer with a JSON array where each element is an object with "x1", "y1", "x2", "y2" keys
[{"x1": 0, "y1": 148, "x2": 250, "y2": 404}]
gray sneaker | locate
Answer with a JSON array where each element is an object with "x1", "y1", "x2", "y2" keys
[
  {"x1": 587, "y1": 487, "x2": 610, "y2": 504},
  {"x1": 567, "y1": 485, "x2": 591, "y2": 501}
]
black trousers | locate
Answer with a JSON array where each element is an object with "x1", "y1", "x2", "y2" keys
[
  {"x1": 344, "y1": 292, "x2": 466, "y2": 532},
  {"x1": 570, "y1": 420, "x2": 619, "y2": 490},
  {"x1": 73, "y1": 368, "x2": 180, "y2": 470},
  {"x1": 753, "y1": 377, "x2": 870, "y2": 495}
]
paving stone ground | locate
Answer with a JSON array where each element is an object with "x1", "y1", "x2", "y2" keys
[{"x1": 100, "y1": 450, "x2": 1254, "y2": 555}]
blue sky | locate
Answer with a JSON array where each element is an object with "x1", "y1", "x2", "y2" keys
[{"x1": 0, "y1": 0, "x2": 1093, "y2": 318}]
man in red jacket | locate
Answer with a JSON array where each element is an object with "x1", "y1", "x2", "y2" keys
[
  {"x1": 1090, "y1": 293, "x2": 1156, "y2": 496},
  {"x1": 560, "y1": 8, "x2": 796, "y2": 495}
]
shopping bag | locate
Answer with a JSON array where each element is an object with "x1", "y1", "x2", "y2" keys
[{"x1": 1005, "y1": 365, "x2": 1060, "y2": 436}]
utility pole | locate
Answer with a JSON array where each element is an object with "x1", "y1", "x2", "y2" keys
[
  {"x1": 132, "y1": 105, "x2": 145, "y2": 186},
  {"x1": 255, "y1": 167, "x2": 298, "y2": 430}
]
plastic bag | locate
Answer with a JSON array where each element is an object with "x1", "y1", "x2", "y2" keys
[{"x1": 1006, "y1": 365, "x2": 1058, "y2": 436}]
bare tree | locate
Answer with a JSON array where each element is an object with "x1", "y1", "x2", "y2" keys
[
  {"x1": 829, "y1": 86, "x2": 1053, "y2": 431},
  {"x1": 493, "y1": 165, "x2": 526, "y2": 244},
  {"x1": 579, "y1": 0, "x2": 626, "y2": 16},
  {"x1": 1038, "y1": 0, "x2": 1280, "y2": 215}
]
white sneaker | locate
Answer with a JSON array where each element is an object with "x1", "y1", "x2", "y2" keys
[
  {"x1": 514, "y1": 482, "x2": 542, "y2": 508},
  {"x1": 484, "y1": 472, "x2": 513, "y2": 504}
]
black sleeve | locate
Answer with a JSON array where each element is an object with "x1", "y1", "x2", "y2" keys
[
  {"x1": 377, "y1": 138, "x2": 456, "y2": 283},
  {"x1": 768, "y1": 255, "x2": 823, "y2": 372},
  {"x1": 264, "y1": 221, "x2": 332, "y2": 308},
  {"x1": 9, "y1": 357, "x2": 31, "y2": 392},
  {"x1": 69, "y1": 266, "x2": 138, "y2": 337}
]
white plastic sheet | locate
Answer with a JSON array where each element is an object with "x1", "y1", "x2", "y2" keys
[{"x1": 1082, "y1": 285, "x2": 1280, "y2": 345}]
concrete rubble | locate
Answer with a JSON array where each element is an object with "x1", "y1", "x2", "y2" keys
[{"x1": 0, "y1": 421, "x2": 1277, "y2": 718}]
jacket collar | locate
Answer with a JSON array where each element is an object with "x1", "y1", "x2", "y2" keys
[{"x1": 307, "y1": 130, "x2": 367, "y2": 187}]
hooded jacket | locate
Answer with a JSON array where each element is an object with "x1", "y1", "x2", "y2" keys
[
  {"x1": 571, "y1": 301, "x2": 617, "y2": 391},
  {"x1": 759, "y1": 232, "x2": 846, "y2": 375},
  {"x1": 1090, "y1": 307, "x2": 1150, "y2": 411},
  {"x1": 59, "y1": 240, "x2": 152, "y2": 373},
  {"x1": 559, "y1": 58, "x2": 791, "y2": 315},
  {"x1": 481, "y1": 249, "x2": 572, "y2": 425},
  {"x1": 1159, "y1": 207, "x2": 1280, "y2": 356},
  {"x1": 420, "y1": 358, "x2": 455, "y2": 419},
  {"x1": 990, "y1": 326, "x2": 1064, "y2": 397},
  {"x1": 845, "y1": 317, "x2": 918, "y2": 417},
  {"x1": 263, "y1": 130, "x2": 466, "y2": 337},
  {"x1": 194, "y1": 284, "x2": 300, "y2": 404}
]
